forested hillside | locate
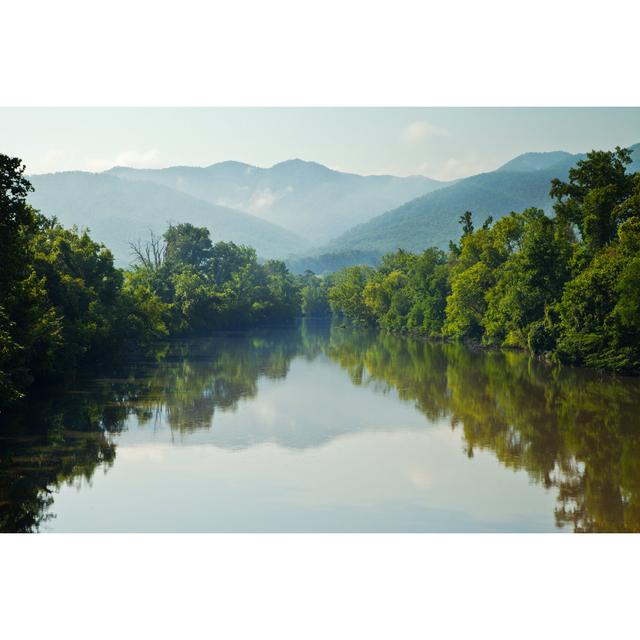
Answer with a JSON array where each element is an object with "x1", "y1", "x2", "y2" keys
[
  {"x1": 319, "y1": 143, "x2": 640, "y2": 257},
  {"x1": 328, "y1": 147, "x2": 640, "y2": 371}
]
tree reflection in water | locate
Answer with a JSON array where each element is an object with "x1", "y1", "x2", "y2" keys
[
  {"x1": 1, "y1": 320, "x2": 639, "y2": 532},
  {"x1": 325, "y1": 327, "x2": 640, "y2": 532}
]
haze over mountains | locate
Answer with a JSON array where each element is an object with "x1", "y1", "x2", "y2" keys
[
  {"x1": 27, "y1": 143, "x2": 639, "y2": 271},
  {"x1": 28, "y1": 171, "x2": 307, "y2": 263},
  {"x1": 309, "y1": 144, "x2": 640, "y2": 266},
  {"x1": 106, "y1": 160, "x2": 446, "y2": 242},
  {"x1": 319, "y1": 155, "x2": 576, "y2": 256}
]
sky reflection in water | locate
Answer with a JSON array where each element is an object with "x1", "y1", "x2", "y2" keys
[{"x1": 2, "y1": 320, "x2": 639, "y2": 532}]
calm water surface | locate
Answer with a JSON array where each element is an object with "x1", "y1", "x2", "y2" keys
[{"x1": 2, "y1": 320, "x2": 639, "y2": 532}]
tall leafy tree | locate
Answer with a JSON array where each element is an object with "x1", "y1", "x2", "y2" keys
[
  {"x1": 328, "y1": 265, "x2": 375, "y2": 324},
  {"x1": 550, "y1": 146, "x2": 634, "y2": 252},
  {"x1": 483, "y1": 208, "x2": 571, "y2": 348},
  {"x1": 164, "y1": 223, "x2": 214, "y2": 272},
  {"x1": 0, "y1": 156, "x2": 59, "y2": 403}
]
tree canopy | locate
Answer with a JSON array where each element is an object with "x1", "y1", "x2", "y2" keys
[
  {"x1": 0, "y1": 154, "x2": 313, "y2": 409},
  {"x1": 328, "y1": 146, "x2": 640, "y2": 371},
  {"x1": 2, "y1": 146, "x2": 639, "y2": 411}
]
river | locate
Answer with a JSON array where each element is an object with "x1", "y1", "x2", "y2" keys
[{"x1": 1, "y1": 319, "x2": 639, "y2": 532}]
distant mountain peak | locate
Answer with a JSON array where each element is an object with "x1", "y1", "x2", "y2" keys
[
  {"x1": 205, "y1": 160, "x2": 255, "y2": 171},
  {"x1": 270, "y1": 158, "x2": 335, "y2": 173},
  {"x1": 497, "y1": 151, "x2": 575, "y2": 173},
  {"x1": 96, "y1": 158, "x2": 446, "y2": 244},
  {"x1": 272, "y1": 158, "x2": 318, "y2": 166}
]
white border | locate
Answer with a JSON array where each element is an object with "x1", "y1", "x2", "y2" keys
[
  {"x1": 1, "y1": 0, "x2": 638, "y2": 106},
  {"x1": 2, "y1": 534, "x2": 638, "y2": 639},
  {"x1": 1, "y1": 1, "x2": 639, "y2": 638}
]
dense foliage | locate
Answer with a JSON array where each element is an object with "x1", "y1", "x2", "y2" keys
[
  {"x1": 328, "y1": 147, "x2": 640, "y2": 371},
  {"x1": 2, "y1": 145, "x2": 638, "y2": 411},
  {"x1": 0, "y1": 154, "x2": 319, "y2": 408},
  {"x1": 127, "y1": 222, "x2": 302, "y2": 333}
]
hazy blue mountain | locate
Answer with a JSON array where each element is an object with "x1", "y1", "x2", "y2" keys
[
  {"x1": 498, "y1": 143, "x2": 640, "y2": 174},
  {"x1": 626, "y1": 142, "x2": 640, "y2": 172},
  {"x1": 286, "y1": 250, "x2": 383, "y2": 275},
  {"x1": 318, "y1": 168, "x2": 567, "y2": 255},
  {"x1": 106, "y1": 159, "x2": 447, "y2": 243},
  {"x1": 497, "y1": 150, "x2": 577, "y2": 172},
  {"x1": 27, "y1": 144, "x2": 639, "y2": 271},
  {"x1": 28, "y1": 171, "x2": 309, "y2": 265},
  {"x1": 317, "y1": 143, "x2": 640, "y2": 258}
]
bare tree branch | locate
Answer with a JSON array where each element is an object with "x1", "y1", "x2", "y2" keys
[{"x1": 129, "y1": 228, "x2": 166, "y2": 270}]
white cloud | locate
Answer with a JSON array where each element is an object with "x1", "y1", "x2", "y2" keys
[
  {"x1": 113, "y1": 149, "x2": 161, "y2": 168},
  {"x1": 247, "y1": 186, "x2": 294, "y2": 214},
  {"x1": 85, "y1": 149, "x2": 162, "y2": 171},
  {"x1": 401, "y1": 120, "x2": 448, "y2": 143},
  {"x1": 435, "y1": 156, "x2": 487, "y2": 181},
  {"x1": 407, "y1": 153, "x2": 488, "y2": 181},
  {"x1": 248, "y1": 187, "x2": 277, "y2": 212}
]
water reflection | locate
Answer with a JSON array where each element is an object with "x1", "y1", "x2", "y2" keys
[
  {"x1": 1, "y1": 320, "x2": 639, "y2": 532},
  {"x1": 327, "y1": 330, "x2": 640, "y2": 532},
  {"x1": 0, "y1": 391, "x2": 124, "y2": 532}
]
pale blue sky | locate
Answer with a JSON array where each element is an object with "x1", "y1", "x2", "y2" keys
[{"x1": 2, "y1": 107, "x2": 638, "y2": 180}]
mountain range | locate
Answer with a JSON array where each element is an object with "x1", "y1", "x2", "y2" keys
[
  {"x1": 305, "y1": 143, "x2": 640, "y2": 269},
  {"x1": 28, "y1": 171, "x2": 308, "y2": 263},
  {"x1": 26, "y1": 143, "x2": 639, "y2": 271},
  {"x1": 106, "y1": 160, "x2": 446, "y2": 243}
]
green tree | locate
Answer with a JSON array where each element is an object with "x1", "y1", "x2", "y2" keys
[
  {"x1": 444, "y1": 213, "x2": 522, "y2": 339},
  {"x1": 209, "y1": 241, "x2": 257, "y2": 287},
  {"x1": 459, "y1": 210, "x2": 474, "y2": 236},
  {"x1": 0, "y1": 156, "x2": 60, "y2": 404},
  {"x1": 129, "y1": 226, "x2": 302, "y2": 332},
  {"x1": 328, "y1": 265, "x2": 375, "y2": 324},
  {"x1": 31, "y1": 221, "x2": 127, "y2": 370},
  {"x1": 482, "y1": 209, "x2": 571, "y2": 348},
  {"x1": 298, "y1": 271, "x2": 331, "y2": 317},
  {"x1": 260, "y1": 260, "x2": 301, "y2": 323},
  {"x1": 550, "y1": 146, "x2": 634, "y2": 252},
  {"x1": 556, "y1": 217, "x2": 640, "y2": 369},
  {"x1": 404, "y1": 248, "x2": 449, "y2": 336},
  {"x1": 164, "y1": 223, "x2": 213, "y2": 272}
]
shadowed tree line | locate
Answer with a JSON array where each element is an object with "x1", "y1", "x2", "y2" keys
[
  {"x1": 0, "y1": 324, "x2": 324, "y2": 531},
  {"x1": 0, "y1": 389, "x2": 125, "y2": 532}
]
